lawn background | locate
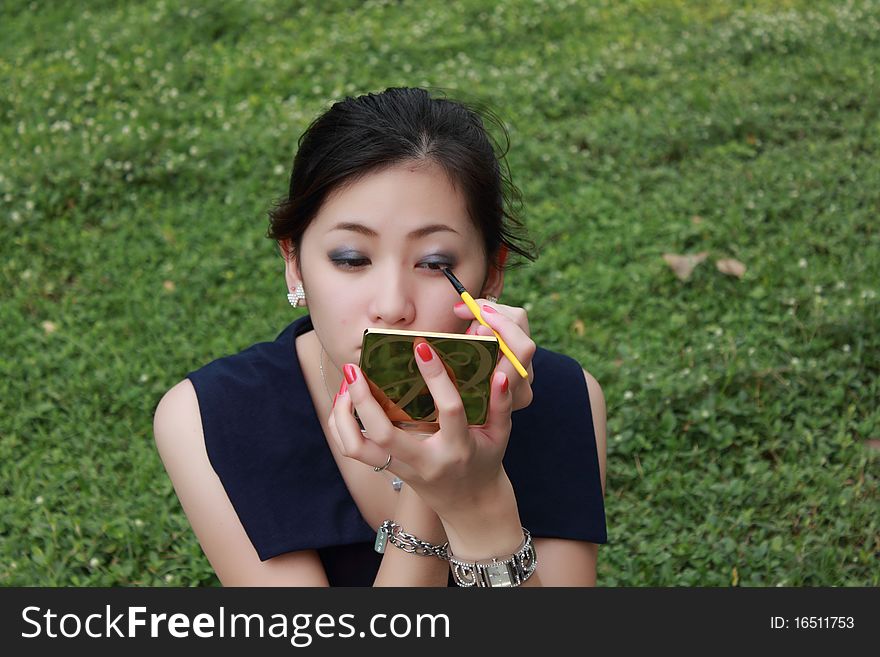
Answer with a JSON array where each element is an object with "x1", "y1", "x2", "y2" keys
[{"x1": 1, "y1": 0, "x2": 877, "y2": 586}]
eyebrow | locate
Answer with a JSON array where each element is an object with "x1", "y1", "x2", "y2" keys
[{"x1": 328, "y1": 221, "x2": 460, "y2": 240}]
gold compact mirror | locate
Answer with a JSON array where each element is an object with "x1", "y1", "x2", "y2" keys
[{"x1": 356, "y1": 327, "x2": 500, "y2": 437}]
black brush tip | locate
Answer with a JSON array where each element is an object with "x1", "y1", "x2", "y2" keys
[{"x1": 441, "y1": 267, "x2": 466, "y2": 295}]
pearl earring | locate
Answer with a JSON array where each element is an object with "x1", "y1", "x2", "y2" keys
[{"x1": 287, "y1": 283, "x2": 306, "y2": 307}]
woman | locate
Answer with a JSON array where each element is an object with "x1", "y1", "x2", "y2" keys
[{"x1": 153, "y1": 87, "x2": 607, "y2": 586}]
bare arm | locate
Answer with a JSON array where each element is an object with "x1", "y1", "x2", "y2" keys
[
  {"x1": 373, "y1": 484, "x2": 450, "y2": 587},
  {"x1": 153, "y1": 379, "x2": 330, "y2": 586},
  {"x1": 436, "y1": 368, "x2": 608, "y2": 587}
]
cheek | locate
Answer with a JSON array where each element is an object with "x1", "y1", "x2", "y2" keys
[{"x1": 429, "y1": 308, "x2": 468, "y2": 334}]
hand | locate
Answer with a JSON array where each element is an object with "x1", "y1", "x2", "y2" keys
[
  {"x1": 454, "y1": 298, "x2": 536, "y2": 412},
  {"x1": 326, "y1": 340, "x2": 521, "y2": 520}
]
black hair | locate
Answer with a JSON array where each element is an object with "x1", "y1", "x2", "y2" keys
[{"x1": 266, "y1": 86, "x2": 539, "y2": 274}]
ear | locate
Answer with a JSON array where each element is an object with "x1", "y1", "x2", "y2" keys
[
  {"x1": 479, "y1": 245, "x2": 506, "y2": 300},
  {"x1": 280, "y1": 239, "x2": 303, "y2": 292}
]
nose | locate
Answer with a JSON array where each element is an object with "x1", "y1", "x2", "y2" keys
[{"x1": 368, "y1": 266, "x2": 415, "y2": 326}]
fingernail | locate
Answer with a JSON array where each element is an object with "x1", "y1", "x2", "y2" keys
[
  {"x1": 482, "y1": 304, "x2": 496, "y2": 314},
  {"x1": 338, "y1": 378, "x2": 347, "y2": 395},
  {"x1": 343, "y1": 364, "x2": 357, "y2": 384},
  {"x1": 465, "y1": 325, "x2": 472, "y2": 335},
  {"x1": 454, "y1": 302, "x2": 466, "y2": 310},
  {"x1": 416, "y1": 342, "x2": 433, "y2": 362},
  {"x1": 501, "y1": 373, "x2": 509, "y2": 394},
  {"x1": 332, "y1": 392, "x2": 339, "y2": 408}
]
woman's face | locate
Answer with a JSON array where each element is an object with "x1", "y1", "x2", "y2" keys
[{"x1": 284, "y1": 160, "x2": 502, "y2": 371}]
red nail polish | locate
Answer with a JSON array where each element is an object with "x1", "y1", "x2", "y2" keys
[
  {"x1": 454, "y1": 302, "x2": 466, "y2": 310},
  {"x1": 338, "y1": 378, "x2": 347, "y2": 395},
  {"x1": 332, "y1": 392, "x2": 338, "y2": 408},
  {"x1": 343, "y1": 364, "x2": 357, "y2": 384},
  {"x1": 501, "y1": 373, "x2": 509, "y2": 394},
  {"x1": 482, "y1": 304, "x2": 496, "y2": 314},
  {"x1": 416, "y1": 342, "x2": 433, "y2": 362}
]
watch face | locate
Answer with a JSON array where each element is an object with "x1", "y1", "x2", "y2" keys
[
  {"x1": 485, "y1": 563, "x2": 515, "y2": 587},
  {"x1": 450, "y1": 530, "x2": 535, "y2": 587}
]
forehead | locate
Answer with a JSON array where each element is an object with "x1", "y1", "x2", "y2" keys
[{"x1": 312, "y1": 162, "x2": 474, "y2": 237}]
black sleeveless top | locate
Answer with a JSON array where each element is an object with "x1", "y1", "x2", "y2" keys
[{"x1": 186, "y1": 314, "x2": 607, "y2": 586}]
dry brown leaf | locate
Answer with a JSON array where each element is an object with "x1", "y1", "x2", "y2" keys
[
  {"x1": 865, "y1": 439, "x2": 880, "y2": 451},
  {"x1": 716, "y1": 258, "x2": 747, "y2": 278},
  {"x1": 571, "y1": 318, "x2": 585, "y2": 336},
  {"x1": 163, "y1": 280, "x2": 176, "y2": 292},
  {"x1": 663, "y1": 251, "x2": 709, "y2": 281},
  {"x1": 41, "y1": 321, "x2": 57, "y2": 334},
  {"x1": 691, "y1": 215, "x2": 703, "y2": 225}
]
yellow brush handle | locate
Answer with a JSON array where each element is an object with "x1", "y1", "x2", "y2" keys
[{"x1": 461, "y1": 292, "x2": 529, "y2": 379}]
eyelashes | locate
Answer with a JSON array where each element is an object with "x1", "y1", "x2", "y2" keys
[{"x1": 328, "y1": 255, "x2": 455, "y2": 272}]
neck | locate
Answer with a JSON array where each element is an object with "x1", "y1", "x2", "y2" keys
[{"x1": 318, "y1": 342, "x2": 345, "y2": 402}]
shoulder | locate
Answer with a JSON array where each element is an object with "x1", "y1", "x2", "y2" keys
[
  {"x1": 521, "y1": 364, "x2": 608, "y2": 584},
  {"x1": 581, "y1": 367, "x2": 607, "y2": 497},
  {"x1": 522, "y1": 345, "x2": 608, "y2": 497},
  {"x1": 153, "y1": 378, "x2": 199, "y2": 453},
  {"x1": 152, "y1": 378, "x2": 215, "y2": 495},
  {"x1": 187, "y1": 336, "x2": 287, "y2": 390},
  {"x1": 530, "y1": 349, "x2": 607, "y2": 473},
  {"x1": 152, "y1": 379, "x2": 329, "y2": 586},
  {"x1": 581, "y1": 368, "x2": 606, "y2": 427},
  {"x1": 182, "y1": 336, "x2": 295, "y2": 432},
  {"x1": 565, "y1": 364, "x2": 607, "y2": 496}
]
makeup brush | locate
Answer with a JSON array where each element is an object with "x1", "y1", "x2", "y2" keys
[{"x1": 441, "y1": 267, "x2": 528, "y2": 379}]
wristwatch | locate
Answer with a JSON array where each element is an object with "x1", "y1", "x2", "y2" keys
[{"x1": 447, "y1": 528, "x2": 537, "y2": 587}]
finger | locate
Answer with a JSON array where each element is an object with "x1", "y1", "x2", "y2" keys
[
  {"x1": 477, "y1": 305, "x2": 535, "y2": 379},
  {"x1": 467, "y1": 321, "x2": 532, "y2": 385},
  {"x1": 480, "y1": 370, "x2": 513, "y2": 443},
  {"x1": 460, "y1": 301, "x2": 532, "y2": 340},
  {"x1": 332, "y1": 388, "x2": 421, "y2": 482},
  {"x1": 458, "y1": 298, "x2": 512, "y2": 338},
  {"x1": 453, "y1": 298, "x2": 505, "y2": 320},
  {"x1": 465, "y1": 327, "x2": 535, "y2": 408},
  {"x1": 471, "y1": 323, "x2": 495, "y2": 337},
  {"x1": 326, "y1": 395, "x2": 346, "y2": 453},
  {"x1": 464, "y1": 304, "x2": 536, "y2": 390},
  {"x1": 337, "y1": 364, "x2": 424, "y2": 466},
  {"x1": 413, "y1": 339, "x2": 470, "y2": 446},
  {"x1": 329, "y1": 388, "x2": 386, "y2": 465}
]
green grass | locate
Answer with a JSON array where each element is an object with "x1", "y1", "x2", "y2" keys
[{"x1": 1, "y1": 0, "x2": 877, "y2": 586}]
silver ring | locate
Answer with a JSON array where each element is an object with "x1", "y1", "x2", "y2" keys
[
  {"x1": 373, "y1": 454, "x2": 392, "y2": 472},
  {"x1": 485, "y1": 295, "x2": 498, "y2": 303}
]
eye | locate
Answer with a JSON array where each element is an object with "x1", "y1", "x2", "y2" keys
[
  {"x1": 331, "y1": 257, "x2": 370, "y2": 271},
  {"x1": 418, "y1": 260, "x2": 454, "y2": 271},
  {"x1": 329, "y1": 256, "x2": 454, "y2": 272}
]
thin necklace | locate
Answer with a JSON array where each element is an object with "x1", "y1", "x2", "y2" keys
[
  {"x1": 318, "y1": 345, "x2": 334, "y2": 401},
  {"x1": 320, "y1": 346, "x2": 403, "y2": 492}
]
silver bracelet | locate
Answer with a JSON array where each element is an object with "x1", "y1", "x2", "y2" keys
[
  {"x1": 447, "y1": 527, "x2": 537, "y2": 587},
  {"x1": 374, "y1": 520, "x2": 450, "y2": 560}
]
